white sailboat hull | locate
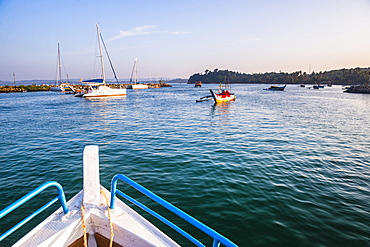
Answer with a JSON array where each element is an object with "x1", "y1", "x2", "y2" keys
[
  {"x1": 131, "y1": 84, "x2": 148, "y2": 89},
  {"x1": 50, "y1": 86, "x2": 63, "y2": 92},
  {"x1": 50, "y1": 83, "x2": 72, "y2": 92},
  {"x1": 83, "y1": 86, "x2": 127, "y2": 98}
]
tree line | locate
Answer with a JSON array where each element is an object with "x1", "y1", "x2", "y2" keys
[{"x1": 188, "y1": 67, "x2": 370, "y2": 85}]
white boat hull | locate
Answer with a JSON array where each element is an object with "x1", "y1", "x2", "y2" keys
[
  {"x1": 14, "y1": 188, "x2": 179, "y2": 247},
  {"x1": 83, "y1": 86, "x2": 127, "y2": 98},
  {"x1": 13, "y1": 146, "x2": 178, "y2": 247},
  {"x1": 131, "y1": 84, "x2": 148, "y2": 89},
  {"x1": 50, "y1": 87, "x2": 63, "y2": 92}
]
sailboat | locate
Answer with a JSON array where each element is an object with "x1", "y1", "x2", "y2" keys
[
  {"x1": 50, "y1": 43, "x2": 72, "y2": 92},
  {"x1": 82, "y1": 24, "x2": 126, "y2": 98},
  {"x1": 127, "y1": 58, "x2": 149, "y2": 89}
]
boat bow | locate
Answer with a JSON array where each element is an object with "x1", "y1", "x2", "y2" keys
[{"x1": 1, "y1": 146, "x2": 237, "y2": 247}]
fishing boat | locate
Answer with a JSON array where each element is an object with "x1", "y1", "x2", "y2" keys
[
  {"x1": 312, "y1": 84, "x2": 324, "y2": 89},
  {"x1": 264, "y1": 85, "x2": 286, "y2": 91},
  {"x1": 127, "y1": 58, "x2": 149, "y2": 90},
  {"x1": 82, "y1": 24, "x2": 126, "y2": 98},
  {"x1": 50, "y1": 43, "x2": 73, "y2": 92},
  {"x1": 195, "y1": 81, "x2": 202, "y2": 87},
  {"x1": 0, "y1": 146, "x2": 237, "y2": 247},
  {"x1": 209, "y1": 83, "x2": 236, "y2": 103}
]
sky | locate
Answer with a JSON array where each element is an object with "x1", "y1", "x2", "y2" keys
[{"x1": 1, "y1": 0, "x2": 370, "y2": 81}]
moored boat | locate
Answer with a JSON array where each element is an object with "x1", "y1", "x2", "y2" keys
[
  {"x1": 195, "y1": 81, "x2": 202, "y2": 87},
  {"x1": 209, "y1": 82, "x2": 236, "y2": 103},
  {"x1": 50, "y1": 83, "x2": 73, "y2": 92},
  {"x1": 50, "y1": 43, "x2": 73, "y2": 92},
  {"x1": 130, "y1": 84, "x2": 149, "y2": 89},
  {"x1": 312, "y1": 85, "x2": 324, "y2": 89},
  {"x1": 264, "y1": 85, "x2": 286, "y2": 91},
  {"x1": 83, "y1": 84, "x2": 127, "y2": 98},
  {"x1": 209, "y1": 89, "x2": 236, "y2": 103},
  {"x1": 0, "y1": 145, "x2": 237, "y2": 247},
  {"x1": 82, "y1": 24, "x2": 126, "y2": 98},
  {"x1": 127, "y1": 58, "x2": 149, "y2": 90}
]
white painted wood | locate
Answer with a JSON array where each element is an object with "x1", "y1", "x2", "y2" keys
[
  {"x1": 12, "y1": 145, "x2": 180, "y2": 247},
  {"x1": 13, "y1": 192, "x2": 84, "y2": 247},
  {"x1": 83, "y1": 145, "x2": 100, "y2": 206}
]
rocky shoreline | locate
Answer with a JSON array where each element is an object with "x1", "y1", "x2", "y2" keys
[{"x1": 0, "y1": 83, "x2": 171, "y2": 93}]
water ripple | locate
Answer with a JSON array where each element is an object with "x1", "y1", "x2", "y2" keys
[{"x1": 0, "y1": 86, "x2": 369, "y2": 246}]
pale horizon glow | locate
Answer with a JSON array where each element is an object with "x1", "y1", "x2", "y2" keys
[{"x1": 1, "y1": 0, "x2": 370, "y2": 81}]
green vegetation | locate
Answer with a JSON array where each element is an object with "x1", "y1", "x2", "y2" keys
[
  {"x1": 0, "y1": 82, "x2": 172, "y2": 93},
  {"x1": 188, "y1": 67, "x2": 370, "y2": 85},
  {"x1": 0, "y1": 84, "x2": 50, "y2": 93}
]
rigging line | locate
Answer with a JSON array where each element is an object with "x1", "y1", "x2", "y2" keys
[
  {"x1": 60, "y1": 51, "x2": 69, "y2": 83},
  {"x1": 129, "y1": 59, "x2": 136, "y2": 83},
  {"x1": 99, "y1": 33, "x2": 119, "y2": 84},
  {"x1": 58, "y1": 44, "x2": 62, "y2": 84},
  {"x1": 80, "y1": 205, "x2": 88, "y2": 247},
  {"x1": 93, "y1": 42, "x2": 99, "y2": 79},
  {"x1": 55, "y1": 51, "x2": 59, "y2": 86}
]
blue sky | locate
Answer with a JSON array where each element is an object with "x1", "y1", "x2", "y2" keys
[{"x1": 1, "y1": 0, "x2": 370, "y2": 81}]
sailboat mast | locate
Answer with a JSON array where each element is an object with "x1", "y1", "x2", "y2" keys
[
  {"x1": 96, "y1": 24, "x2": 105, "y2": 83},
  {"x1": 134, "y1": 58, "x2": 138, "y2": 83},
  {"x1": 130, "y1": 58, "x2": 138, "y2": 83},
  {"x1": 57, "y1": 43, "x2": 62, "y2": 85}
]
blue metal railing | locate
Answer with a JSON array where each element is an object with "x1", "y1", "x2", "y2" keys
[
  {"x1": 110, "y1": 174, "x2": 237, "y2": 247},
  {"x1": 0, "y1": 181, "x2": 69, "y2": 242}
]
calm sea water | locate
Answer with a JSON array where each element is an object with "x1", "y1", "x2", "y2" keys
[{"x1": 0, "y1": 84, "x2": 369, "y2": 246}]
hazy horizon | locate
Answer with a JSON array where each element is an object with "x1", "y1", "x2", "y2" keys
[{"x1": 1, "y1": 0, "x2": 370, "y2": 81}]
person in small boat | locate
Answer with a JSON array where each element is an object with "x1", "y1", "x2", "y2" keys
[{"x1": 218, "y1": 90, "x2": 231, "y2": 98}]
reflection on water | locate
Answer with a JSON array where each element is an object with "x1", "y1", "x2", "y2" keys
[{"x1": 210, "y1": 102, "x2": 232, "y2": 125}]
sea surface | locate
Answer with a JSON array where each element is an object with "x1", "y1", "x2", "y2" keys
[{"x1": 0, "y1": 84, "x2": 369, "y2": 246}]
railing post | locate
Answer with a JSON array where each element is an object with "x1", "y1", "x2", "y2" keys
[
  {"x1": 53, "y1": 181, "x2": 69, "y2": 214},
  {"x1": 110, "y1": 174, "x2": 118, "y2": 209}
]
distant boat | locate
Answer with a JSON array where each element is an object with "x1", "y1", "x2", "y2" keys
[
  {"x1": 50, "y1": 43, "x2": 72, "y2": 92},
  {"x1": 195, "y1": 81, "x2": 202, "y2": 87},
  {"x1": 300, "y1": 84, "x2": 305, "y2": 87},
  {"x1": 0, "y1": 145, "x2": 237, "y2": 247},
  {"x1": 127, "y1": 58, "x2": 149, "y2": 90},
  {"x1": 209, "y1": 82, "x2": 236, "y2": 103},
  {"x1": 131, "y1": 84, "x2": 149, "y2": 89},
  {"x1": 264, "y1": 85, "x2": 286, "y2": 91},
  {"x1": 82, "y1": 24, "x2": 126, "y2": 98},
  {"x1": 313, "y1": 84, "x2": 324, "y2": 89}
]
